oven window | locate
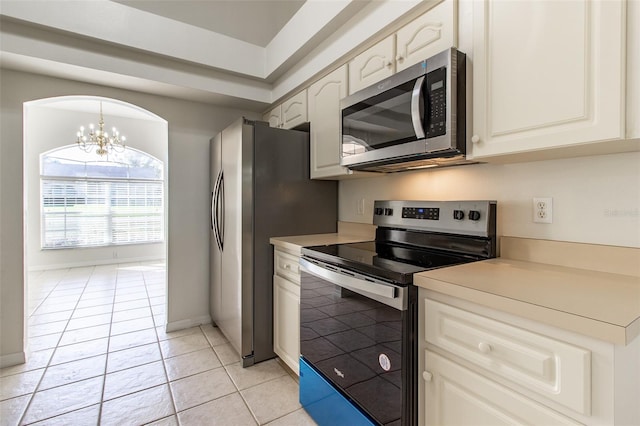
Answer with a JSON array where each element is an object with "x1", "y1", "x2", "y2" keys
[{"x1": 300, "y1": 271, "x2": 405, "y2": 425}]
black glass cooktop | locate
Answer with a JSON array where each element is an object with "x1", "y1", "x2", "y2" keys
[{"x1": 302, "y1": 241, "x2": 476, "y2": 286}]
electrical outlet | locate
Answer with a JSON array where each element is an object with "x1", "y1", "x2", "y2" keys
[{"x1": 533, "y1": 197, "x2": 553, "y2": 224}]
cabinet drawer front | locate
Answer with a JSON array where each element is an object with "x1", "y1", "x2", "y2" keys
[
  {"x1": 424, "y1": 299, "x2": 591, "y2": 415},
  {"x1": 424, "y1": 351, "x2": 581, "y2": 426},
  {"x1": 274, "y1": 250, "x2": 301, "y2": 283}
]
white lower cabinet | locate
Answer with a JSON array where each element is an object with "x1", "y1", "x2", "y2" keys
[
  {"x1": 424, "y1": 350, "x2": 580, "y2": 425},
  {"x1": 419, "y1": 290, "x2": 640, "y2": 425},
  {"x1": 273, "y1": 247, "x2": 301, "y2": 375}
]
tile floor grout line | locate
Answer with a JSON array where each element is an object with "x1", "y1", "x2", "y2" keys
[
  {"x1": 141, "y1": 265, "x2": 179, "y2": 425},
  {"x1": 17, "y1": 265, "x2": 96, "y2": 426},
  {"x1": 97, "y1": 262, "x2": 119, "y2": 426},
  {"x1": 25, "y1": 267, "x2": 68, "y2": 318},
  {"x1": 6, "y1": 261, "x2": 312, "y2": 425},
  {"x1": 219, "y1": 352, "x2": 281, "y2": 426}
]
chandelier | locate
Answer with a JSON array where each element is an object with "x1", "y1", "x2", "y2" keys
[{"x1": 76, "y1": 102, "x2": 126, "y2": 156}]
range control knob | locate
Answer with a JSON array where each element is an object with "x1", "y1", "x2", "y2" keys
[
  {"x1": 384, "y1": 208, "x2": 393, "y2": 216},
  {"x1": 468, "y1": 210, "x2": 481, "y2": 221},
  {"x1": 374, "y1": 207, "x2": 384, "y2": 216},
  {"x1": 453, "y1": 210, "x2": 465, "y2": 220}
]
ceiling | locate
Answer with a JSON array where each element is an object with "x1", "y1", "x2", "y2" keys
[
  {"x1": 0, "y1": 1, "x2": 425, "y2": 112},
  {"x1": 113, "y1": 0, "x2": 305, "y2": 47}
]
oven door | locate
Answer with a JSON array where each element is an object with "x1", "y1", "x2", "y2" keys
[{"x1": 299, "y1": 257, "x2": 417, "y2": 426}]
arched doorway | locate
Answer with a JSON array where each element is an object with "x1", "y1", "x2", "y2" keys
[{"x1": 23, "y1": 96, "x2": 169, "y2": 353}]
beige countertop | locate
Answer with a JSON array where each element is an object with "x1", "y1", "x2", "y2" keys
[
  {"x1": 270, "y1": 221, "x2": 376, "y2": 255},
  {"x1": 415, "y1": 237, "x2": 640, "y2": 346}
]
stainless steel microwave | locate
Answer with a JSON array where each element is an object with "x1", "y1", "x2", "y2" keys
[{"x1": 340, "y1": 47, "x2": 471, "y2": 172}]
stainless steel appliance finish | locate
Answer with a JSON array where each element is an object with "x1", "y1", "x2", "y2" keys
[
  {"x1": 299, "y1": 200, "x2": 496, "y2": 425},
  {"x1": 210, "y1": 117, "x2": 337, "y2": 367},
  {"x1": 340, "y1": 48, "x2": 471, "y2": 173}
]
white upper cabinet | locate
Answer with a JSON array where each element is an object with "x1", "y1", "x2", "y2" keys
[
  {"x1": 263, "y1": 107, "x2": 281, "y2": 128},
  {"x1": 396, "y1": 0, "x2": 457, "y2": 72},
  {"x1": 308, "y1": 65, "x2": 352, "y2": 179},
  {"x1": 348, "y1": 0, "x2": 457, "y2": 95},
  {"x1": 263, "y1": 90, "x2": 308, "y2": 130},
  {"x1": 348, "y1": 36, "x2": 396, "y2": 95},
  {"x1": 470, "y1": 0, "x2": 626, "y2": 160},
  {"x1": 281, "y1": 90, "x2": 308, "y2": 130}
]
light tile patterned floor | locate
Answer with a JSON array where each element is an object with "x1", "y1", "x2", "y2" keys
[{"x1": 0, "y1": 261, "x2": 316, "y2": 425}]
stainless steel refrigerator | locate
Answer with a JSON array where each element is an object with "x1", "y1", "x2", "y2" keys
[{"x1": 210, "y1": 117, "x2": 338, "y2": 367}]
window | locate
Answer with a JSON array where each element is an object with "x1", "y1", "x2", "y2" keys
[{"x1": 41, "y1": 145, "x2": 164, "y2": 249}]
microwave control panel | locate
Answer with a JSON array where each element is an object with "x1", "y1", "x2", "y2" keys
[{"x1": 425, "y1": 66, "x2": 447, "y2": 138}]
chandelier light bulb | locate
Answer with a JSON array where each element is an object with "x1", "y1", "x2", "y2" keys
[{"x1": 75, "y1": 102, "x2": 127, "y2": 156}]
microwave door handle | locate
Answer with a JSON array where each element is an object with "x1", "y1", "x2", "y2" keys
[{"x1": 411, "y1": 75, "x2": 426, "y2": 139}]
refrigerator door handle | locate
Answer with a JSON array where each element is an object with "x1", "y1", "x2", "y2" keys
[
  {"x1": 213, "y1": 170, "x2": 223, "y2": 251},
  {"x1": 219, "y1": 171, "x2": 225, "y2": 250},
  {"x1": 210, "y1": 191, "x2": 215, "y2": 231}
]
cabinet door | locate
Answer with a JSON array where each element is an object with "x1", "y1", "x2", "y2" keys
[
  {"x1": 348, "y1": 36, "x2": 395, "y2": 95},
  {"x1": 308, "y1": 65, "x2": 351, "y2": 179},
  {"x1": 273, "y1": 275, "x2": 300, "y2": 375},
  {"x1": 396, "y1": 0, "x2": 457, "y2": 72},
  {"x1": 263, "y1": 106, "x2": 281, "y2": 128},
  {"x1": 471, "y1": 0, "x2": 625, "y2": 159},
  {"x1": 423, "y1": 298, "x2": 591, "y2": 415},
  {"x1": 628, "y1": 0, "x2": 640, "y2": 139},
  {"x1": 423, "y1": 351, "x2": 581, "y2": 426},
  {"x1": 281, "y1": 90, "x2": 308, "y2": 129}
]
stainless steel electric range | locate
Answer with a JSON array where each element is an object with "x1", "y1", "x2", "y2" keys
[{"x1": 299, "y1": 200, "x2": 497, "y2": 426}]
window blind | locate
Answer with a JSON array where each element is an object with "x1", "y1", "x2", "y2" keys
[{"x1": 41, "y1": 178, "x2": 163, "y2": 248}]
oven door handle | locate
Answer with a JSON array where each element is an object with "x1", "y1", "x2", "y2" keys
[{"x1": 300, "y1": 258, "x2": 406, "y2": 310}]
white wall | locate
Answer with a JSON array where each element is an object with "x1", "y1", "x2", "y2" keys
[
  {"x1": 25, "y1": 103, "x2": 167, "y2": 270},
  {"x1": 0, "y1": 69, "x2": 259, "y2": 366},
  {"x1": 340, "y1": 152, "x2": 640, "y2": 248}
]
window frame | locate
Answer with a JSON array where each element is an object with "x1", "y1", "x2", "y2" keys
[{"x1": 40, "y1": 145, "x2": 165, "y2": 250}]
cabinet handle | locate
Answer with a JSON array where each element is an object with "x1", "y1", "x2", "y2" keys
[
  {"x1": 422, "y1": 371, "x2": 433, "y2": 382},
  {"x1": 386, "y1": 60, "x2": 393, "y2": 68},
  {"x1": 471, "y1": 135, "x2": 481, "y2": 144},
  {"x1": 396, "y1": 55, "x2": 404, "y2": 62},
  {"x1": 478, "y1": 342, "x2": 492, "y2": 354}
]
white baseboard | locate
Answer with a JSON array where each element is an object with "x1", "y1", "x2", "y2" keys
[
  {"x1": 0, "y1": 351, "x2": 26, "y2": 369},
  {"x1": 27, "y1": 256, "x2": 166, "y2": 272},
  {"x1": 165, "y1": 315, "x2": 212, "y2": 333}
]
